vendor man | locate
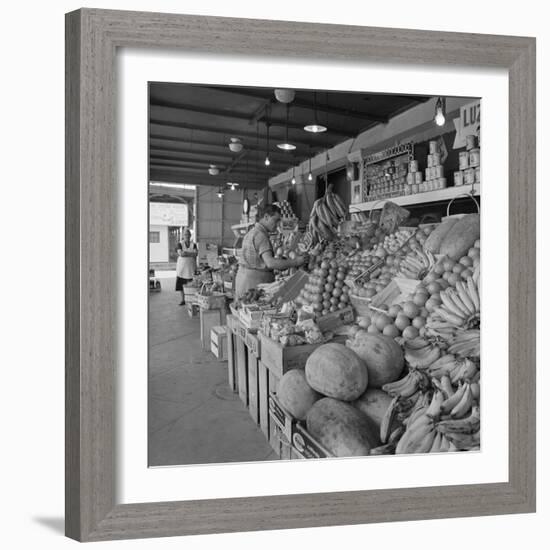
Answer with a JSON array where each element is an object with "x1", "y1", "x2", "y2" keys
[
  {"x1": 175, "y1": 228, "x2": 198, "y2": 305},
  {"x1": 235, "y1": 204, "x2": 305, "y2": 298}
]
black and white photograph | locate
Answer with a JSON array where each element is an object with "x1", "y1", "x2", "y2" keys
[{"x1": 147, "y1": 84, "x2": 481, "y2": 465}]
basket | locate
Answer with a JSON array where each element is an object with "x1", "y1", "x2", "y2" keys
[{"x1": 443, "y1": 193, "x2": 480, "y2": 221}]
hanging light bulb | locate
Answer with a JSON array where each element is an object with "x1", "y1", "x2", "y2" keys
[
  {"x1": 308, "y1": 156, "x2": 313, "y2": 181},
  {"x1": 228, "y1": 137, "x2": 243, "y2": 153},
  {"x1": 217, "y1": 187, "x2": 224, "y2": 198},
  {"x1": 434, "y1": 97, "x2": 446, "y2": 126},
  {"x1": 264, "y1": 119, "x2": 271, "y2": 165},
  {"x1": 277, "y1": 104, "x2": 296, "y2": 151},
  {"x1": 274, "y1": 88, "x2": 295, "y2": 103},
  {"x1": 291, "y1": 166, "x2": 296, "y2": 185},
  {"x1": 304, "y1": 91, "x2": 327, "y2": 133}
]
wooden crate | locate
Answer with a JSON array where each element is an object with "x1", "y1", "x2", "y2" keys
[
  {"x1": 268, "y1": 392, "x2": 295, "y2": 442},
  {"x1": 291, "y1": 423, "x2": 333, "y2": 459},
  {"x1": 234, "y1": 317, "x2": 248, "y2": 406},
  {"x1": 247, "y1": 344, "x2": 259, "y2": 425},
  {"x1": 210, "y1": 325, "x2": 227, "y2": 361},
  {"x1": 258, "y1": 333, "x2": 346, "y2": 379},
  {"x1": 258, "y1": 333, "x2": 322, "y2": 379},
  {"x1": 316, "y1": 306, "x2": 355, "y2": 332},
  {"x1": 225, "y1": 315, "x2": 237, "y2": 392},
  {"x1": 186, "y1": 303, "x2": 199, "y2": 318},
  {"x1": 196, "y1": 292, "x2": 226, "y2": 310},
  {"x1": 268, "y1": 370, "x2": 281, "y2": 453},
  {"x1": 246, "y1": 331, "x2": 261, "y2": 359},
  {"x1": 200, "y1": 308, "x2": 224, "y2": 351},
  {"x1": 258, "y1": 361, "x2": 270, "y2": 439}
]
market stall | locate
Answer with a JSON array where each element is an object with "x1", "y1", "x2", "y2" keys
[
  {"x1": 215, "y1": 131, "x2": 481, "y2": 460},
  {"x1": 148, "y1": 83, "x2": 482, "y2": 465}
]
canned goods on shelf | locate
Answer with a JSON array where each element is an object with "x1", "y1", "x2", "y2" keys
[
  {"x1": 469, "y1": 148, "x2": 480, "y2": 167},
  {"x1": 459, "y1": 151, "x2": 470, "y2": 170},
  {"x1": 475, "y1": 167, "x2": 481, "y2": 183},
  {"x1": 464, "y1": 168, "x2": 476, "y2": 185},
  {"x1": 409, "y1": 160, "x2": 418, "y2": 172},
  {"x1": 454, "y1": 171, "x2": 464, "y2": 186},
  {"x1": 466, "y1": 134, "x2": 477, "y2": 150},
  {"x1": 437, "y1": 177, "x2": 447, "y2": 189},
  {"x1": 414, "y1": 172, "x2": 423, "y2": 184},
  {"x1": 429, "y1": 140, "x2": 439, "y2": 155},
  {"x1": 434, "y1": 165, "x2": 444, "y2": 178},
  {"x1": 432, "y1": 153, "x2": 441, "y2": 166},
  {"x1": 411, "y1": 183, "x2": 419, "y2": 193},
  {"x1": 427, "y1": 154, "x2": 434, "y2": 168}
]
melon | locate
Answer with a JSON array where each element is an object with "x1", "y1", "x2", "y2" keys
[
  {"x1": 305, "y1": 343, "x2": 368, "y2": 401},
  {"x1": 423, "y1": 218, "x2": 458, "y2": 254},
  {"x1": 278, "y1": 369, "x2": 321, "y2": 420},
  {"x1": 439, "y1": 214, "x2": 480, "y2": 260},
  {"x1": 306, "y1": 397, "x2": 378, "y2": 456},
  {"x1": 352, "y1": 388, "x2": 394, "y2": 427},
  {"x1": 346, "y1": 333, "x2": 404, "y2": 388}
]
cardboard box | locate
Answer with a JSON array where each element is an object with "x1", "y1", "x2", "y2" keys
[
  {"x1": 291, "y1": 423, "x2": 333, "y2": 459},
  {"x1": 210, "y1": 325, "x2": 227, "y2": 361}
]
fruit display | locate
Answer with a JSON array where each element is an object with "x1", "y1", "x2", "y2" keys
[
  {"x1": 438, "y1": 213, "x2": 480, "y2": 260},
  {"x1": 278, "y1": 370, "x2": 321, "y2": 420},
  {"x1": 231, "y1": 195, "x2": 481, "y2": 459},
  {"x1": 297, "y1": 241, "x2": 352, "y2": 315},
  {"x1": 306, "y1": 397, "x2": 379, "y2": 457},
  {"x1": 423, "y1": 218, "x2": 458, "y2": 253},
  {"x1": 305, "y1": 343, "x2": 369, "y2": 401},
  {"x1": 345, "y1": 333, "x2": 404, "y2": 388},
  {"x1": 308, "y1": 184, "x2": 348, "y2": 242}
]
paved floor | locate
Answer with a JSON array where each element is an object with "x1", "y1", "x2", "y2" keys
[{"x1": 148, "y1": 277, "x2": 277, "y2": 466}]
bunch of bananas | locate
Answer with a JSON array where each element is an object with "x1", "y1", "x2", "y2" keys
[
  {"x1": 425, "y1": 277, "x2": 480, "y2": 343},
  {"x1": 403, "y1": 338, "x2": 442, "y2": 369},
  {"x1": 308, "y1": 186, "x2": 347, "y2": 243},
  {"x1": 376, "y1": 333, "x2": 480, "y2": 453},
  {"x1": 427, "y1": 355, "x2": 480, "y2": 384},
  {"x1": 447, "y1": 329, "x2": 480, "y2": 358},
  {"x1": 392, "y1": 383, "x2": 480, "y2": 454},
  {"x1": 397, "y1": 249, "x2": 436, "y2": 279}
]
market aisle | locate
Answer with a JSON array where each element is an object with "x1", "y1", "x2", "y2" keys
[{"x1": 148, "y1": 277, "x2": 278, "y2": 466}]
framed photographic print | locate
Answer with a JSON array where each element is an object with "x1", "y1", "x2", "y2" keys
[{"x1": 65, "y1": 8, "x2": 536, "y2": 542}]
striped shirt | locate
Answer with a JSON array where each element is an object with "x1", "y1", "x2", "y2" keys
[{"x1": 240, "y1": 223, "x2": 273, "y2": 271}]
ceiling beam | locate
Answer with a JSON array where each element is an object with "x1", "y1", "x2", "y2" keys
[
  {"x1": 149, "y1": 169, "x2": 267, "y2": 189},
  {"x1": 149, "y1": 119, "x2": 341, "y2": 147},
  {"x1": 149, "y1": 134, "x2": 326, "y2": 155},
  {"x1": 149, "y1": 161, "x2": 277, "y2": 177},
  {"x1": 150, "y1": 101, "x2": 353, "y2": 137},
  {"x1": 149, "y1": 145, "x2": 314, "y2": 163},
  {"x1": 199, "y1": 86, "x2": 389, "y2": 123}
]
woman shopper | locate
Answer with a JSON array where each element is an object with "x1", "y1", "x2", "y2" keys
[
  {"x1": 175, "y1": 229, "x2": 198, "y2": 305},
  {"x1": 235, "y1": 204, "x2": 305, "y2": 299}
]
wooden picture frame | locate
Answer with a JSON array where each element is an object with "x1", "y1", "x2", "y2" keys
[{"x1": 65, "y1": 8, "x2": 536, "y2": 542}]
